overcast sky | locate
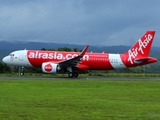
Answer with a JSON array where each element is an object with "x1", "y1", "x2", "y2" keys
[{"x1": 0, "y1": 0, "x2": 160, "y2": 46}]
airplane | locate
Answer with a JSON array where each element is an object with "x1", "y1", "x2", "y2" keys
[{"x1": 2, "y1": 30, "x2": 157, "y2": 77}]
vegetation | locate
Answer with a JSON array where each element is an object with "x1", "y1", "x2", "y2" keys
[{"x1": 0, "y1": 80, "x2": 160, "y2": 119}]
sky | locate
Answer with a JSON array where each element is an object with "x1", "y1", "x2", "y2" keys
[{"x1": 0, "y1": 0, "x2": 160, "y2": 46}]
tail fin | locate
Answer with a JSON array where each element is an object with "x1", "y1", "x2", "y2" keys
[{"x1": 127, "y1": 31, "x2": 156, "y2": 64}]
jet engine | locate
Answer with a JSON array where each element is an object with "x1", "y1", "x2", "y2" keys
[{"x1": 42, "y1": 62, "x2": 61, "y2": 73}]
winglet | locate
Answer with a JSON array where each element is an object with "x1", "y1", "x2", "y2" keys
[{"x1": 80, "y1": 45, "x2": 89, "y2": 56}]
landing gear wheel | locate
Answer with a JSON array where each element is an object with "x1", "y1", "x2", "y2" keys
[
  {"x1": 20, "y1": 72, "x2": 24, "y2": 76},
  {"x1": 68, "y1": 72, "x2": 79, "y2": 78},
  {"x1": 68, "y1": 72, "x2": 73, "y2": 78},
  {"x1": 73, "y1": 72, "x2": 78, "y2": 77}
]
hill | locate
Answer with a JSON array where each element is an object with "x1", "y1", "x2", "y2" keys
[
  {"x1": 0, "y1": 41, "x2": 130, "y2": 59},
  {"x1": 1, "y1": 41, "x2": 160, "y2": 52}
]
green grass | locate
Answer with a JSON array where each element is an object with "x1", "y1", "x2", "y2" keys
[{"x1": 0, "y1": 80, "x2": 160, "y2": 120}]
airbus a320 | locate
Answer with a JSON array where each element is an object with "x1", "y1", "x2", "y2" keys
[{"x1": 2, "y1": 31, "x2": 157, "y2": 77}]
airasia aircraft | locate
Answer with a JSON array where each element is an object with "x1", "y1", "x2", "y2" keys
[{"x1": 2, "y1": 31, "x2": 157, "y2": 77}]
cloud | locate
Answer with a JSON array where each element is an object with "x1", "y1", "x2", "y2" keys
[{"x1": 0, "y1": 0, "x2": 159, "y2": 46}]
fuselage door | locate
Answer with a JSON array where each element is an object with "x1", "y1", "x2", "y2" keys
[
  {"x1": 19, "y1": 51, "x2": 24, "y2": 61},
  {"x1": 17, "y1": 50, "x2": 31, "y2": 67}
]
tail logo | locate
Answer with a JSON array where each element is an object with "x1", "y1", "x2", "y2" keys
[{"x1": 128, "y1": 34, "x2": 153, "y2": 64}]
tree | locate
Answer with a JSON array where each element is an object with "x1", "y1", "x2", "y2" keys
[
  {"x1": 57, "y1": 47, "x2": 72, "y2": 51},
  {"x1": 48, "y1": 48, "x2": 56, "y2": 51},
  {"x1": 134, "y1": 66, "x2": 142, "y2": 73},
  {"x1": 0, "y1": 62, "x2": 11, "y2": 73},
  {"x1": 0, "y1": 62, "x2": 4, "y2": 73},
  {"x1": 41, "y1": 48, "x2": 47, "y2": 50},
  {"x1": 73, "y1": 48, "x2": 78, "y2": 52}
]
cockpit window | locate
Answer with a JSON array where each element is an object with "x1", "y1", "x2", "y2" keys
[{"x1": 10, "y1": 54, "x2": 14, "y2": 56}]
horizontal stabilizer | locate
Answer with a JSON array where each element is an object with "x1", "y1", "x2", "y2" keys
[{"x1": 134, "y1": 57, "x2": 155, "y2": 63}]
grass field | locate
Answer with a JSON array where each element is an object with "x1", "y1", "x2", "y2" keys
[{"x1": 0, "y1": 79, "x2": 160, "y2": 120}]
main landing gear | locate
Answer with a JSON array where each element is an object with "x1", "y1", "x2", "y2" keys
[
  {"x1": 67, "y1": 66, "x2": 79, "y2": 78},
  {"x1": 68, "y1": 71, "x2": 79, "y2": 78}
]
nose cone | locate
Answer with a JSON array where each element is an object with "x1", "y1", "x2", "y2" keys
[{"x1": 2, "y1": 56, "x2": 9, "y2": 64}]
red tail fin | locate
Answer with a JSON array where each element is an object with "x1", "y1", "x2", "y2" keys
[{"x1": 127, "y1": 31, "x2": 156, "y2": 64}]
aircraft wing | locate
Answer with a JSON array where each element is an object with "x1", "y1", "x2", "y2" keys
[{"x1": 58, "y1": 45, "x2": 89, "y2": 67}]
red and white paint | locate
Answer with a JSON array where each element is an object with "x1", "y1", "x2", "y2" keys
[{"x1": 2, "y1": 31, "x2": 157, "y2": 77}]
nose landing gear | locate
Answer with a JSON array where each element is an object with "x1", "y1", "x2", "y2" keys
[{"x1": 19, "y1": 66, "x2": 24, "y2": 76}]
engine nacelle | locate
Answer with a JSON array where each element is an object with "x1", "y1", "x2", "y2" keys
[{"x1": 42, "y1": 62, "x2": 61, "y2": 73}]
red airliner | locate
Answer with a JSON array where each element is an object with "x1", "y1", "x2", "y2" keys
[{"x1": 2, "y1": 31, "x2": 157, "y2": 77}]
